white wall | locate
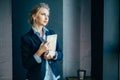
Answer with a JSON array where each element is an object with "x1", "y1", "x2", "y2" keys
[
  {"x1": 63, "y1": 0, "x2": 81, "y2": 79},
  {"x1": 0, "y1": 0, "x2": 12, "y2": 80},
  {"x1": 63, "y1": 0, "x2": 91, "y2": 79},
  {"x1": 80, "y1": 0, "x2": 91, "y2": 76}
]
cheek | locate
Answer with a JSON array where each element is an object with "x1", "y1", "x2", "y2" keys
[
  {"x1": 36, "y1": 16, "x2": 43, "y2": 22},
  {"x1": 36, "y1": 16, "x2": 41, "y2": 20}
]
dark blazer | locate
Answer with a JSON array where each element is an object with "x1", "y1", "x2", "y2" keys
[{"x1": 21, "y1": 28, "x2": 63, "y2": 80}]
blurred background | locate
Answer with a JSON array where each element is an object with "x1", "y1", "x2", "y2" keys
[{"x1": 0, "y1": 0, "x2": 119, "y2": 80}]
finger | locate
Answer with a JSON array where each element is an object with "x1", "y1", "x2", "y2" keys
[
  {"x1": 46, "y1": 54, "x2": 50, "y2": 59},
  {"x1": 43, "y1": 41, "x2": 47, "y2": 44},
  {"x1": 45, "y1": 42, "x2": 49, "y2": 46},
  {"x1": 48, "y1": 55, "x2": 51, "y2": 59},
  {"x1": 41, "y1": 42, "x2": 44, "y2": 46},
  {"x1": 46, "y1": 50, "x2": 49, "y2": 54}
]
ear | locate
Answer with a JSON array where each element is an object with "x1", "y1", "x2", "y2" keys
[{"x1": 32, "y1": 14, "x2": 36, "y2": 20}]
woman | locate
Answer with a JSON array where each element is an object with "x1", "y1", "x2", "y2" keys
[{"x1": 21, "y1": 3, "x2": 63, "y2": 80}]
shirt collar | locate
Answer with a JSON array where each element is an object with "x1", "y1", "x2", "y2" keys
[{"x1": 32, "y1": 27, "x2": 49, "y2": 35}]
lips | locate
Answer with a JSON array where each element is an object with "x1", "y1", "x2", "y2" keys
[{"x1": 44, "y1": 21, "x2": 48, "y2": 24}]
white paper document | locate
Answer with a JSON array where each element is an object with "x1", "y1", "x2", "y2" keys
[{"x1": 47, "y1": 34, "x2": 57, "y2": 51}]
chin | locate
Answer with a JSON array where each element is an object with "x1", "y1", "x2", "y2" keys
[
  {"x1": 43, "y1": 23, "x2": 47, "y2": 26},
  {"x1": 42, "y1": 24, "x2": 46, "y2": 26}
]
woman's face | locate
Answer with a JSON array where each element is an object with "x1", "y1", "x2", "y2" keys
[{"x1": 33, "y1": 7, "x2": 49, "y2": 26}]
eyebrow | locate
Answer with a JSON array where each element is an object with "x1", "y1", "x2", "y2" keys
[{"x1": 36, "y1": 9, "x2": 49, "y2": 15}]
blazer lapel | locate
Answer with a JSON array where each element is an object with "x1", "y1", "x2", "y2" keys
[
  {"x1": 29, "y1": 28, "x2": 42, "y2": 45},
  {"x1": 45, "y1": 29, "x2": 51, "y2": 36}
]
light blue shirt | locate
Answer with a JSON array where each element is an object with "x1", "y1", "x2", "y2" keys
[{"x1": 32, "y1": 27, "x2": 60, "y2": 80}]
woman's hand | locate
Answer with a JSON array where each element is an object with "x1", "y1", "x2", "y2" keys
[
  {"x1": 44, "y1": 51, "x2": 56, "y2": 60},
  {"x1": 36, "y1": 42, "x2": 49, "y2": 56}
]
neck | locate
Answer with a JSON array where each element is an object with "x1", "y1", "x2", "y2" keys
[
  {"x1": 33, "y1": 24, "x2": 43, "y2": 32},
  {"x1": 33, "y1": 25, "x2": 44, "y2": 37}
]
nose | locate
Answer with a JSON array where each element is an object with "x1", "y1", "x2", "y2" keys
[
  {"x1": 45, "y1": 17, "x2": 47, "y2": 20},
  {"x1": 45, "y1": 16, "x2": 49, "y2": 21}
]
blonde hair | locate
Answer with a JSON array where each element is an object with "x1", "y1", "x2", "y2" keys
[{"x1": 29, "y1": 3, "x2": 50, "y2": 25}]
